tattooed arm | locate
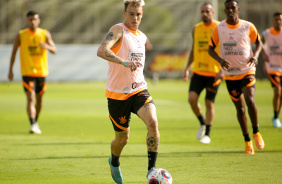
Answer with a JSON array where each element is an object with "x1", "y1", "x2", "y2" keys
[
  {"x1": 97, "y1": 25, "x2": 124, "y2": 65},
  {"x1": 97, "y1": 25, "x2": 142, "y2": 72}
]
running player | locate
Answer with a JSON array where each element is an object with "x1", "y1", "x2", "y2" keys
[
  {"x1": 8, "y1": 10, "x2": 57, "y2": 134},
  {"x1": 182, "y1": 2, "x2": 223, "y2": 144},
  {"x1": 261, "y1": 12, "x2": 282, "y2": 128},
  {"x1": 97, "y1": 0, "x2": 159, "y2": 183},
  {"x1": 208, "y1": 0, "x2": 265, "y2": 154}
]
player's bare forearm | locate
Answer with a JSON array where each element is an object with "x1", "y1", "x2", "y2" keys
[
  {"x1": 97, "y1": 28, "x2": 126, "y2": 65},
  {"x1": 253, "y1": 40, "x2": 262, "y2": 60},
  {"x1": 45, "y1": 31, "x2": 57, "y2": 54},
  {"x1": 98, "y1": 46, "x2": 124, "y2": 65},
  {"x1": 208, "y1": 45, "x2": 230, "y2": 70}
]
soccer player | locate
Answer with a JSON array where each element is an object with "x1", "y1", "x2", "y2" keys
[
  {"x1": 97, "y1": 0, "x2": 159, "y2": 183},
  {"x1": 208, "y1": 0, "x2": 265, "y2": 154},
  {"x1": 261, "y1": 12, "x2": 282, "y2": 128},
  {"x1": 182, "y1": 3, "x2": 223, "y2": 144},
  {"x1": 8, "y1": 10, "x2": 57, "y2": 134}
]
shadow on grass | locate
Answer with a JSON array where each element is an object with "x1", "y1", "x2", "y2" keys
[
  {"x1": 24, "y1": 142, "x2": 109, "y2": 146},
  {"x1": 13, "y1": 150, "x2": 282, "y2": 161}
]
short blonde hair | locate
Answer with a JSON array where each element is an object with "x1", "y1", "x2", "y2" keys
[{"x1": 124, "y1": 0, "x2": 145, "y2": 10}]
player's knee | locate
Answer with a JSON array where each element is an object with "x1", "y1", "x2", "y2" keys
[
  {"x1": 245, "y1": 98, "x2": 256, "y2": 108},
  {"x1": 237, "y1": 106, "x2": 246, "y2": 115},
  {"x1": 147, "y1": 118, "x2": 158, "y2": 132},
  {"x1": 188, "y1": 96, "x2": 196, "y2": 105},
  {"x1": 116, "y1": 136, "x2": 129, "y2": 146}
]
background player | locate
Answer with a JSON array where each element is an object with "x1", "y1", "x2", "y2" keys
[
  {"x1": 183, "y1": 3, "x2": 223, "y2": 144},
  {"x1": 208, "y1": 0, "x2": 264, "y2": 154},
  {"x1": 261, "y1": 12, "x2": 282, "y2": 128},
  {"x1": 8, "y1": 10, "x2": 57, "y2": 134}
]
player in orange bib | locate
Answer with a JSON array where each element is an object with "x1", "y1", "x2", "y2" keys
[
  {"x1": 208, "y1": 0, "x2": 264, "y2": 154},
  {"x1": 8, "y1": 10, "x2": 56, "y2": 134},
  {"x1": 183, "y1": 3, "x2": 223, "y2": 144},
  {"x1": 97, "y1": 1, "x2": 159, "y2": 183},
  {"x1": 261, "y1": 12, "x2": 282, "y2": 128}
]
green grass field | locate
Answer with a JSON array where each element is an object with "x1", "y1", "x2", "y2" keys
[{"x1": 0, "y1": 79, "x2": 281, "y2": 184}]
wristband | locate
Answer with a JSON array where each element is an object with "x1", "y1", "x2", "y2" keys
[{"x1": 123, "y1": 60, "x2": 128, "y2": 66}]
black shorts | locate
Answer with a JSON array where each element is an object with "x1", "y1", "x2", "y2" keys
[
  {"x1": 189, "y1": 73, "x2": 221, "y2": 102},
  {"x1": 22, "y1": 76, "x2": 46, "y2": 95},
  {"x1": 225, "y1": 74, "x2": 256, "y2": 101},
  {"x1": 107, "y1": 89, "x2": 154, "y2": 132},
  {"x1": 268, "y1": 74, "x2": 282, "y2": 88}
]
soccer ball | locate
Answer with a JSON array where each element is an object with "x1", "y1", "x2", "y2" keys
[{"x1": 147, "y1": 168, "x2": 173, "y2": 184}]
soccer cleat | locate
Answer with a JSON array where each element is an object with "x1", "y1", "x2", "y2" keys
[
  {"x1": 272, "y1": 117, "x2": 282, "y2": 128},
  {"x1": 146, "y1": 167, "x2": 156, "y2": 178},
  {"x1": 196, "y1": 125, "x2": 206, "y2": 140},
  {"x1": 109, "y1": 157, "x2": 123, "y2": 184},
  {"x1": 252, "y1": 132, "x2": 265, "y2": 150},
  {"x1": 29, "y1": 123, "x2": 42, "y2": 134},
  {"x1": 199, "y1": 135, "x2": 211, "y2": 144},
  {"x1": 245, "y1": 140, "x2": 255, "y2": 155}
]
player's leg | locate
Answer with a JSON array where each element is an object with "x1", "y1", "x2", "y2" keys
[
  {"x1": 232, "y1": 95, "x2": 255, "y2": 154},
  {"x1": 137, "y1": 102, "x2": 160, "y2": 176},
  {"x1": 108, "y1": 130, "x2": 129, "y2": 184},
  {"x1": 200, "y1": 77, "x2": 221, "y2": 144},
  {"x1": 199, "y1": 99, "x2": 214, "y2": 144},
  {"x1": 232, "y1": 95, "x2": 248, "y2": 136},
  {"x1": 242, "y1": 86, "x2": 265, "y2": 150},
  {"x1": 189, "y1": 74, "x2": 206, "y2": 139},
  {"x1": 269, "y1": 74, "x2": 282, "y2": 127},
  {"x1": 25, "y1": 90, "x2": 37, "y2": 125},
  {"x1": 226, "y1": 79, "x2": 254, "y2": 154},
  {"x1": 35, "y1": 93, "x2": 43, "y2": 121},
  {"x1": 242, "y1": 75, "x2": 264, "y2": 150},
  {"x1": 22, "y1": 77, "x2": 41, "y2": 134},
  {"x1": 35, "y1": 77, "x2": 46, "y2": 122},
  {"x1": 107, "y1": 98, "x2": 132, "y2": 184},
  {"x1": 273, "y1": 86, "x2": 280, "y2": 116},
  {"x1": 188, "y1": 91, "x2": 201, "y2": 117},
  {"x1": 242, "y1": 86, "x2": 258, "y2": 128},
  {"x1": 111, "y1": 129, "x2": 130, "y2": 158}
]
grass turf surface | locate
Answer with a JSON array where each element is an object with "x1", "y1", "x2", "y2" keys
[{"x1": 0, "y1": 80, "x2": 281, "y2": 183}]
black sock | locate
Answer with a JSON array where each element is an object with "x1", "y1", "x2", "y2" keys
[
  {"x1": 197, "y1": 114, "x2": 205, "y2": 125},
  {"x1": 35, "y1": 115, "x2": 38, "y2": 122},
  {"x1": 252, "y1": 126, "x2": 259, "y2": 134},
  {"x1": 111, "y1": 153, "x2": 120, "y2": 167},
  {"x1": 148, "y1": 151, "x2": 158, "y2": 171},
  {"x1": 205, "y1": 125, "x2": 212, "y2": 136},
  {"x1": 29, "y1": 118, "x2": 36, "y2": 125},
  {"x1": 243, "y1": 134, "x2": 251, "y2": 142},
  {"x1": 274, "y1": 111, "x2": 279, "y2": 119}
]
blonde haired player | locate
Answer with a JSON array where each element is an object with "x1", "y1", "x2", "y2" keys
[
  {"x1": 97, "y1": 0, "x2": 159, "y2": 183},
  {"x1": 208, "y1": 0, "x2": 265, "y2": 154}
]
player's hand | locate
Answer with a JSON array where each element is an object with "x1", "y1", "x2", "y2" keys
[
  {"x1": 39, "y1": 41, "x2": 48, "y2": 49},
  {"x1": 215, "y1": 69, "x2": 224, "y2": 81},
  {"x1": 124, "y1": 60, "x2": 143, "y2": 72},
  {"x1": 182, "y1": 69, "x2": 189, "y2": 81},
  {"x1": 219, "y1": 58, "x2": 231, "y2": 71},
  {"x1": 247, "y1": 57, "x2": 258, "y2": 67},
  {"x1": 8, "y1": 71, "x2": 13, "y2": 81}
]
